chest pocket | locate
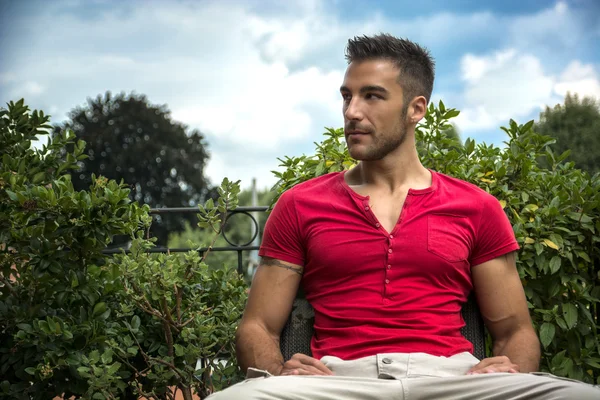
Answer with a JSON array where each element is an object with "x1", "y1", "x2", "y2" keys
[{"x1": 427, "y1": 214, "x2": 471, "y2": 262}]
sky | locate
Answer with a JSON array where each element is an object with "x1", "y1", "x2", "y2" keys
[{"x1": 1, "y1": 0, "x2": 599, "y2": 191}]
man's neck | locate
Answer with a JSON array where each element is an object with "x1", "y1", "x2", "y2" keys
[{"x1": 347, "y1": 142, "x2": 431, "y2": 193}]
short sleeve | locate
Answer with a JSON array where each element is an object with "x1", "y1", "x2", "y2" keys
[
  {"x1": 470, "y1": 195, "x2": 520, "y2": 266},
  {"x1": 258, "y1": 189, "x2": 305, "y2": 266}
]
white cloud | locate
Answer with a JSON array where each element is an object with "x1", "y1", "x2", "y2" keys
[
  {"x1": 461, "y1": 50, "x2": 517, "y2": 83},
  {"x1": 1, "y1": 0, "x2": 348, "y2": 188},
  {"x1": 451, "y1": 0, "x2": 599, "y2": 136},
  {"x1": 507, "y1": 1, "x2": 583, "y2": 51},
  {"x1": 455, "y1": 49, "x2": 600, "y2": 133},
  {"x1": 11, "y1": 81, "x2": 46, "y2": 97},
  {"x1": 554, "y1": 60, "x2": 600, "y2": 99},
  {"x1": 455, "y1": 49, "x2": 556, "y2": 132},
  {"x1": 2, "y1": 0, "x2": 598, "y2": 186}
]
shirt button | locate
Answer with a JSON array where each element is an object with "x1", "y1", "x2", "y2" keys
[
  {"x1": 382, "y1": 357, "x2": 392, "y2": 364},
  {"x1": 375, "y1": 223, "x2": 380, "y2": 228},
  {"x1": 389, "y1": 234, "x2": 394, "y2": 239},
  {"x1": 385, "y1": 279, "x2": 390, "y2": 284},
  {"x1": 388, "y1": 249, "x2": 392, "y2": 254},
  {"x1": 387, "y1": 265, "x2": 391, "y2": 269},
  {"x1": 364, "y1": 206, "x2": 370, "y2": 211}
]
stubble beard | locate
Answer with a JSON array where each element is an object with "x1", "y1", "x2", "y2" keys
[{"x1": 347, "y1": 120, "x2": 408, "y2": 161}]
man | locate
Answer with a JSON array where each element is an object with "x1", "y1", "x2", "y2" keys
[{"x1": 209, "y1": 34, "x2": 599, "y2": 399}]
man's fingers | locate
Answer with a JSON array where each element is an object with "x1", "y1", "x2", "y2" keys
[
  {"x1": 467, "y1": 356, "x2": 519, "y2": 375},
  {"x1": 281, "y1": 365, "x2": 330, "y2": 376},
  {"x1": 467, "y1": 356, "x2": 505, "y2": 372},
  {"x1": 468, "y1": 365, "x2": 520, "y2": 375},
  {"x1": 282, "y1": 364, "x2": 331, "y2": 376},
  {"x1": 290, "y1": 353, "x2": 334, "y2": 375}
]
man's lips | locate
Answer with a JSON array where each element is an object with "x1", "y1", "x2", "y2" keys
[{"x1": 346, "y1": 130, "x2": 369, "y2": 135}]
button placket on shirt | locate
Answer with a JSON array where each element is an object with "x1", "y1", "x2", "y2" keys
[
  {"x1": 385, "y1": 233, "x2": 393, "y2": 294},
  {"x1": 362, "y1": 199, "x2": 396, "y2": 295}
]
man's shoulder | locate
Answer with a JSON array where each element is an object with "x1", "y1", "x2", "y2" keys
[
  {"x1": 286, "y1": 171, "x2": 344, "y2": 196},
  {"x1": 434, "y1": 171, "x2": 499, "y2": 203}
]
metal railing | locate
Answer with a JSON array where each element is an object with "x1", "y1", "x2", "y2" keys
[{"x1": 102, "y1": 206, "x2": 269, "y2": 275}]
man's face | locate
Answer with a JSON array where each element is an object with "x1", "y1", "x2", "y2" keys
[{"x1": 340, "y1": 59, "x2": 409, "y2": 161}]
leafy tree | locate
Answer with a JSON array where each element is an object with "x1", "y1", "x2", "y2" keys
[
  {"x1": 0, "y1": 99, "x2": 150, "y2": 398},
  {"x1": 106, "y1": 178, "x2": 246, "y2": 400},
  {"x1": 1, "y1": 100, "x2": 247, "y2": 399},
  {"x1": 53, "y1": 92, "x2": 215, "y2": 243},
  {"x1": 535, "y1": 93, "x2": 600, "y2": 174},
  {"x1": 271, "y1": 101, "x2": 600, "y2": 385}
]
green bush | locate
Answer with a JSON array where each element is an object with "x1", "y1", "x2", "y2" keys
[
  {"x1": 104, "y1": 179, "x2": 247, "y2": 399},
  {"x1": 271, "y1": 101, "x2": 600, "y2": 384},
  {"x1": 0, "y1": 100, "x2": 247, "y2": 399}
]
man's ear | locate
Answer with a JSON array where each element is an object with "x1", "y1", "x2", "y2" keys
[{"x1": 408, "y1": 96, "x2": 427, "y2": 124}]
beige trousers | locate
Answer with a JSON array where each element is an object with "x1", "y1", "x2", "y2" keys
[{"x1": 208, "y1": 352, "x2": 600, "y2": 400}]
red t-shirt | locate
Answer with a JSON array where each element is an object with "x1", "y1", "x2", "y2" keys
[{"x1": 259, "y1": 170, "x2": 519, "y2": 360}]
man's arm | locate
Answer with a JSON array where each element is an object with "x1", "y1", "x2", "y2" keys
[
  {"x1": 235, "y1": 257, "x2": 301, "y2": 375},
  {"x1": 470, "y1": 252, "x2": 540, "y2": 373},
  {"x1": 235, "y1": 257, "x2": 333, "y2": 376}
]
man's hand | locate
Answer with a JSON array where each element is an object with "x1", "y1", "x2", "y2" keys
[
  {"x1": 467, "y1": 356, "x2": 520, "y2": 375},
  {"x1": 278, "y1": 353, "x2": 334, "y2": 376}
]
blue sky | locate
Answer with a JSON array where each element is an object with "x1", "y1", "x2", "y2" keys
[{"x1": 1, "y1": 0, "x2": 599, "y2": 190}]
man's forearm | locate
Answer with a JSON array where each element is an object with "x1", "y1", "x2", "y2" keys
[
  {"x1": 493, "y1": 327, "x2": 541, "y2": 372},
  {"x1": 235, "y1": 321, "x2": 285, "y2": 375}
]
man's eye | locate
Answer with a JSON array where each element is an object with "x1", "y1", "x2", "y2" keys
[
  {"x1": 341, "y1": 94, "x2": 351, "y2": 101},
  {"x1": 366, "y1": 93, "x2": 381, "y2": 100}
]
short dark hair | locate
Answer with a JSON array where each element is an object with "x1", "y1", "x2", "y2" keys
[{"x1": 345, "y1": 33, "x2": 435, "y2": 104}]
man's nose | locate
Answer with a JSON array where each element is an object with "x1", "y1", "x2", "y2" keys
[{"x1": 344, "y1": 99, "x2": 363, "y2": 121}]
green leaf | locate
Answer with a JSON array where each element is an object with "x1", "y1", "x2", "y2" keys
[
  {"x1": 521, "y1": 120, "x2": 534, "y2": 133},
  {"x1": 445, "y1": 109, "x2": 460, "y2": 118},
  {"x1": 584, "y1": 359, "x2": 600, "y2": 369},
  {"x1": 567, "y1": 212, "x2": 593, "y2": 224},
  {"x1": 549, "y1": 256, "x2": 561, "y2": 274},
  {"x1": 562, "y1": 303, "x2": 578, "y2": 330},
  {"x1": 17, "y1": 323, "x2": 32, "y2": 333},
  {"x1": 32, "y1": 171, "x2": 45, "y2": 184},
  {"x1": 5, "y1": 190, "x2": 18, "y2": 201},
  {"x1": 534, "y1": 242, "x2": 543, "y2": 256},
  {"x1": 131, "y1": 315, "x2": 141, "y2": 330},
  {"x1": 555, "y1": 317, "x2": 568, "y2": 331},
  {"x1": 89, "y1": 350, "x2": 100, "y2": 364},
  {"x1": 24, "y1": 367, "x2": 36, "y2": 375},
  {"x1": 38, "y1": 320, "x2": 51, "y2": 334},
  {"x1": 465, "y1": 139, "x2": 475, "y2": 154},
  {"x1": 71, "y1": 272, "x2": 79, "y2": 288},
  {"x1": 540, "y1": 323, "x2": 555, "y2": 348},
  {"x1": 101, "y1": 350, "x2": 113, "y2": 364},
  {"x1": 93, "y1": 302, "x2": 107, "y2": 317},
  {"x1": 46, "y1": 317, "x2": 57, "y2": 333},
  {"x1": 107, "y1": 362, "x2": 121, "y2": 375},
  {"x1": 576, "y1": 251, "x2": 591, "y2": 263}
]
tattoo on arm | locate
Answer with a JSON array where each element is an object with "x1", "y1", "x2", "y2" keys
[{"x1": 260, "y1": 257, "x2": 304, "y2": 276}]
